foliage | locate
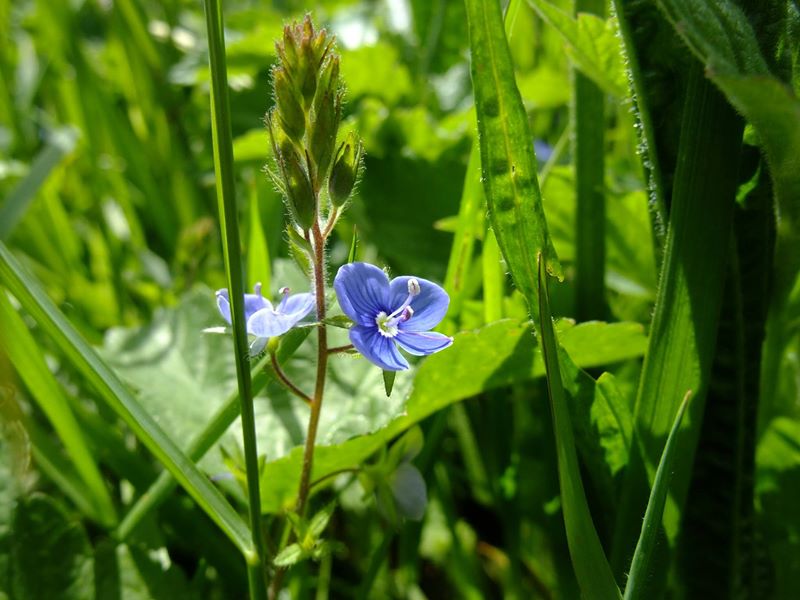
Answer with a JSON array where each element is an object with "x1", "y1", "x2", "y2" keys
[{"x1": 1, "y1": 0, "x2": 798, "y2": 598}]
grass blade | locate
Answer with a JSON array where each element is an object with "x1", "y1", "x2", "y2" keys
[
  {"x1": 202, "y1": 0, "x2": 267, "y2": 594},
  {"x1": 0, "y1": 241, "x2": 252, "y2": 556},
  {"x1": 623, "y1": 391, "x2": 691, "y2": 600},
  {"x1": 537, "y1": 254, "x2": 621, "y2": 600},
  {"x1": 464, "y1": 0, "x2": 561, "y2": 325},
  {"x1": 573, "y1": 0, "x2": 607, "y2": 321},
  {"x1": 0, "y1": 291, "x2": 116, "y2": 526},
  {"x1": 0, "y1": 127, "x2": 77, "y2": 241}
]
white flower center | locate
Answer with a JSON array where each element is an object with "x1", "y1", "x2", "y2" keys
[{"x1": 375, "y1": 311, "x2": 399, "y2": 338}]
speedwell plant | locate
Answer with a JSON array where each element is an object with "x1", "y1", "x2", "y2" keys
[{"x1": 212, "y1": 16, "x2": 453, "y2": 591}]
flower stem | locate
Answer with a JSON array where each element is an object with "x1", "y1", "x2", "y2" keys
[
  {"x1": 295, "y1": 221, "x2": 329, "y2": 515},
  {"x1": 270, "y1": 352, "x2": 312, "y2": 405},
  {"x1": 327, "y1": 344, "x2": 354, "y2": 355}
]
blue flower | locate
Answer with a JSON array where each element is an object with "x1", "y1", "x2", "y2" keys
[
  {"x1": 333, "y1": 262, "x2": 453, "y2": 371},
  {"x1": 215, "y1": 283, "x2": 315, "y2": 354}
]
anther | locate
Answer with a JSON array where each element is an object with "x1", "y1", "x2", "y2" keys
[{"x1": 408, "y1": 278, "x2": 421, "y2": 296}]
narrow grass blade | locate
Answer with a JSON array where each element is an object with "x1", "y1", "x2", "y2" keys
[
  {"x1": 464, "y1": 0, "x2": 561, "y2": 325},
  {"x1": 0, "y1": 242, "x2": 252, "y2": 557},
  {"x1": 443, "y1": 140, "x2": 483, "y2": 328},
  {"x1": 0, "y1": 291, "x2": 116, "y2": 526},
  {"x1": 623, "y1": 391, "x2": 691, "y2": 600},
  {"x1": 202, "y1": 0, "x2": 267, "y2": 595},
  {"x1": 573, "y1": 0, "x2": 607, "y2": 322},
  {"x1": 0, "y1": 127, "x2": 77, "y2": 241},
  {"x1": 247, "y1": 178, "x2": 271, "y2": 293},
  {"x1": 481, "y1": 228, "x2": 503, "y2": 323},
  {"x1": 537, "y1": 254, "x2": 621, "y2": 600}
]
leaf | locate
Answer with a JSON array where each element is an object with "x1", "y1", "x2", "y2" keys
[
  {"x1": 258, "y1": 317, "x2": 647, "y2": 513},
  {"x1": 624, "y1": 392, "x2": 691, "y2": 600},
  {"x1": 0, "y1": 127, "x2": 78, "y2": 241},
  {"x1": 9, "y1": 495, "x2": 94, "y2": 600},
  {"x1": 526, "y1": 0, "x2": 628, "y2": 97},
  {"x1": 0, "y1": 292, "x2": 116, "y2": 526},
  {"x1": 465, "y1": 0, "x2": 561, "y2": 326},
  {"x1": 0, "y1": 242, "x2": 252, "y2": 555},
  {"x1": 94, "y1": 541, "x2": 192, "y2": 600},
  {"x1": 273, "y1": 543, "x2": 304, "y2": 567},
  {"x1": 656, "y1": 0, "x2": 800, "y2": 305},
  {"x1": 382, "y1": 370, "x2": 396, "y2": 397},
  {"x1": 536, "y1": 257, "x2": 621, "y2": 600}
]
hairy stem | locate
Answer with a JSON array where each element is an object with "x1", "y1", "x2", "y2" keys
[
  {"x1": 270, "y1": 352, "x2": 312, "y2": 405},
  {"x1": 295, "y1": 221, "x2": 329, "y2": 514}
]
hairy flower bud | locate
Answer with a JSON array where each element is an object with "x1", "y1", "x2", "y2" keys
[
  {"x1": 329, "y1": 132, "x2": 363, "y2": 207},
  {"x1": 283, "y1": 150, "x2": 316, "y2": 230},
  {"x1": 273, "y1": 68, "x2": 305, "y2": 144}
]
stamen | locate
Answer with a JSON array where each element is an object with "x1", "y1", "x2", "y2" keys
[
  {"x1": 276, "y1": 286, "x2": 291, "y2": 311},
  {"x1": 407, "y1": 278, "x2": 420, "y2": 296},
  {"x1": 254, "y1": 282, "x2": 263, "y2": 296}
]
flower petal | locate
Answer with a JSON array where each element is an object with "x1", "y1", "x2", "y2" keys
[
  {"x1": 279, "y1": 292, "x2": 316, "y2": 322},
  {"x1": 395, "y1": 330, "x2": 453, "y2": 356},
  {"x1": 349, "y1": 324, "x2": 409, "y2": 371},
  {"x1": 248, "y1": 305, "x2": 307, "y2": 338},
  {"x1": 334, "y1": 262, "x2": 391, "y2": 326},
  {"x1": 216, "y1": 285, "x2": 272, "y2": 325},
  {"x1": 216, "y1": 289, "x2": 232, "y2": 324},
  {"x1": 388, "y1": 276, "x2": 450, "y2": 332}
]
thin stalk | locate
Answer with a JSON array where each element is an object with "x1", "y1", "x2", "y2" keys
[
  {"x1": 573, "y1": 0, "x2": 607, "y2": 322},
  {"x1": 270, "y1": 352, "x2": 313, "y2": 405},
  {"x1": 327, "y1": 344, "x2": 354, "y2": 355},
  {"x1": 202, "y1": 0, "x2": 267, "y2": 597},
  {"x1": 295, "y1": 220, "x2": 330, "y2": 514}
]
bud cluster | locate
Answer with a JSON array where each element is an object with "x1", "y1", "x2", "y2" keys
[{"x1": 266, "y1": 15, "x2": 363, "y2": 234}]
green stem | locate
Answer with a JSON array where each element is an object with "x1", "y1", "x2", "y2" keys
[
  {"x1": 203, "y1": 0, "x2": 267, "y2": 597},
  {"x1": 573, "y1": 0, "x2": 606, "y2": 322}
]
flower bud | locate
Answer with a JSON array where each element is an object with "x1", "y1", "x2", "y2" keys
[
  {"x1": 273, "y1": 68, "x2": 305, "y2": 144},
  {"x1": 328, "y1": 132, "x2": 363, "y2": 207},
  {"x1": 310, "y1": 99, "x2": 341, "y2": 182},
  {"x1": 283, "y1": 150, "x2": 316, "y2": 230}
]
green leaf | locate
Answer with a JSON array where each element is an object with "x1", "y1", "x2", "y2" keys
[
  {"x1": 308, "y1": 503, "x2": 336, "y2": 539},
  {"x1": 611, "y1": 66, "x2": 744, "y2": 582},
  {"x1": 9, "y1": 495, "x2": 94, "y2": 600},
  {"x1": 624, "y1": 392, "x2": 691, "y2": 600},
  {"x1": 526, "y1": 0, "x2": 627, "y2": 97},
  {"x1": 94, "y1": 541, "x2": 192, "y2": 600},
  {"x1": 382, "y1": 370, "x2": 396, "y2": 397},
  {"x1": 203, "y1": 0, "x2": 265, "y2": 593},
  {"x1": 0, "y1": 292, "x2": 116, "y2": 526},
  {"x1": 258, "y1": 317, "x2": 646, "y2": 512},
  {"x1": 536, "y1": 257, "x2": 621, "y2": 600},
  {"x1": 657, "y1": 0, "x2": 800, "y2": 305},
  {"x1": 465, "y1": 0, "x2": 561, "y2": 325},
  {"x1": 0, "y1": 242, "x2": 252, "y2": 556},
  {"x1": 273, "y1": 543, "x2": 304, "y2": 567},
  {"x1": 247, "y1": 182, "x2": 271, "y2": 295},
  {"x1": 0, "y1": 127, "x2": 78, "y2": 241}
]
